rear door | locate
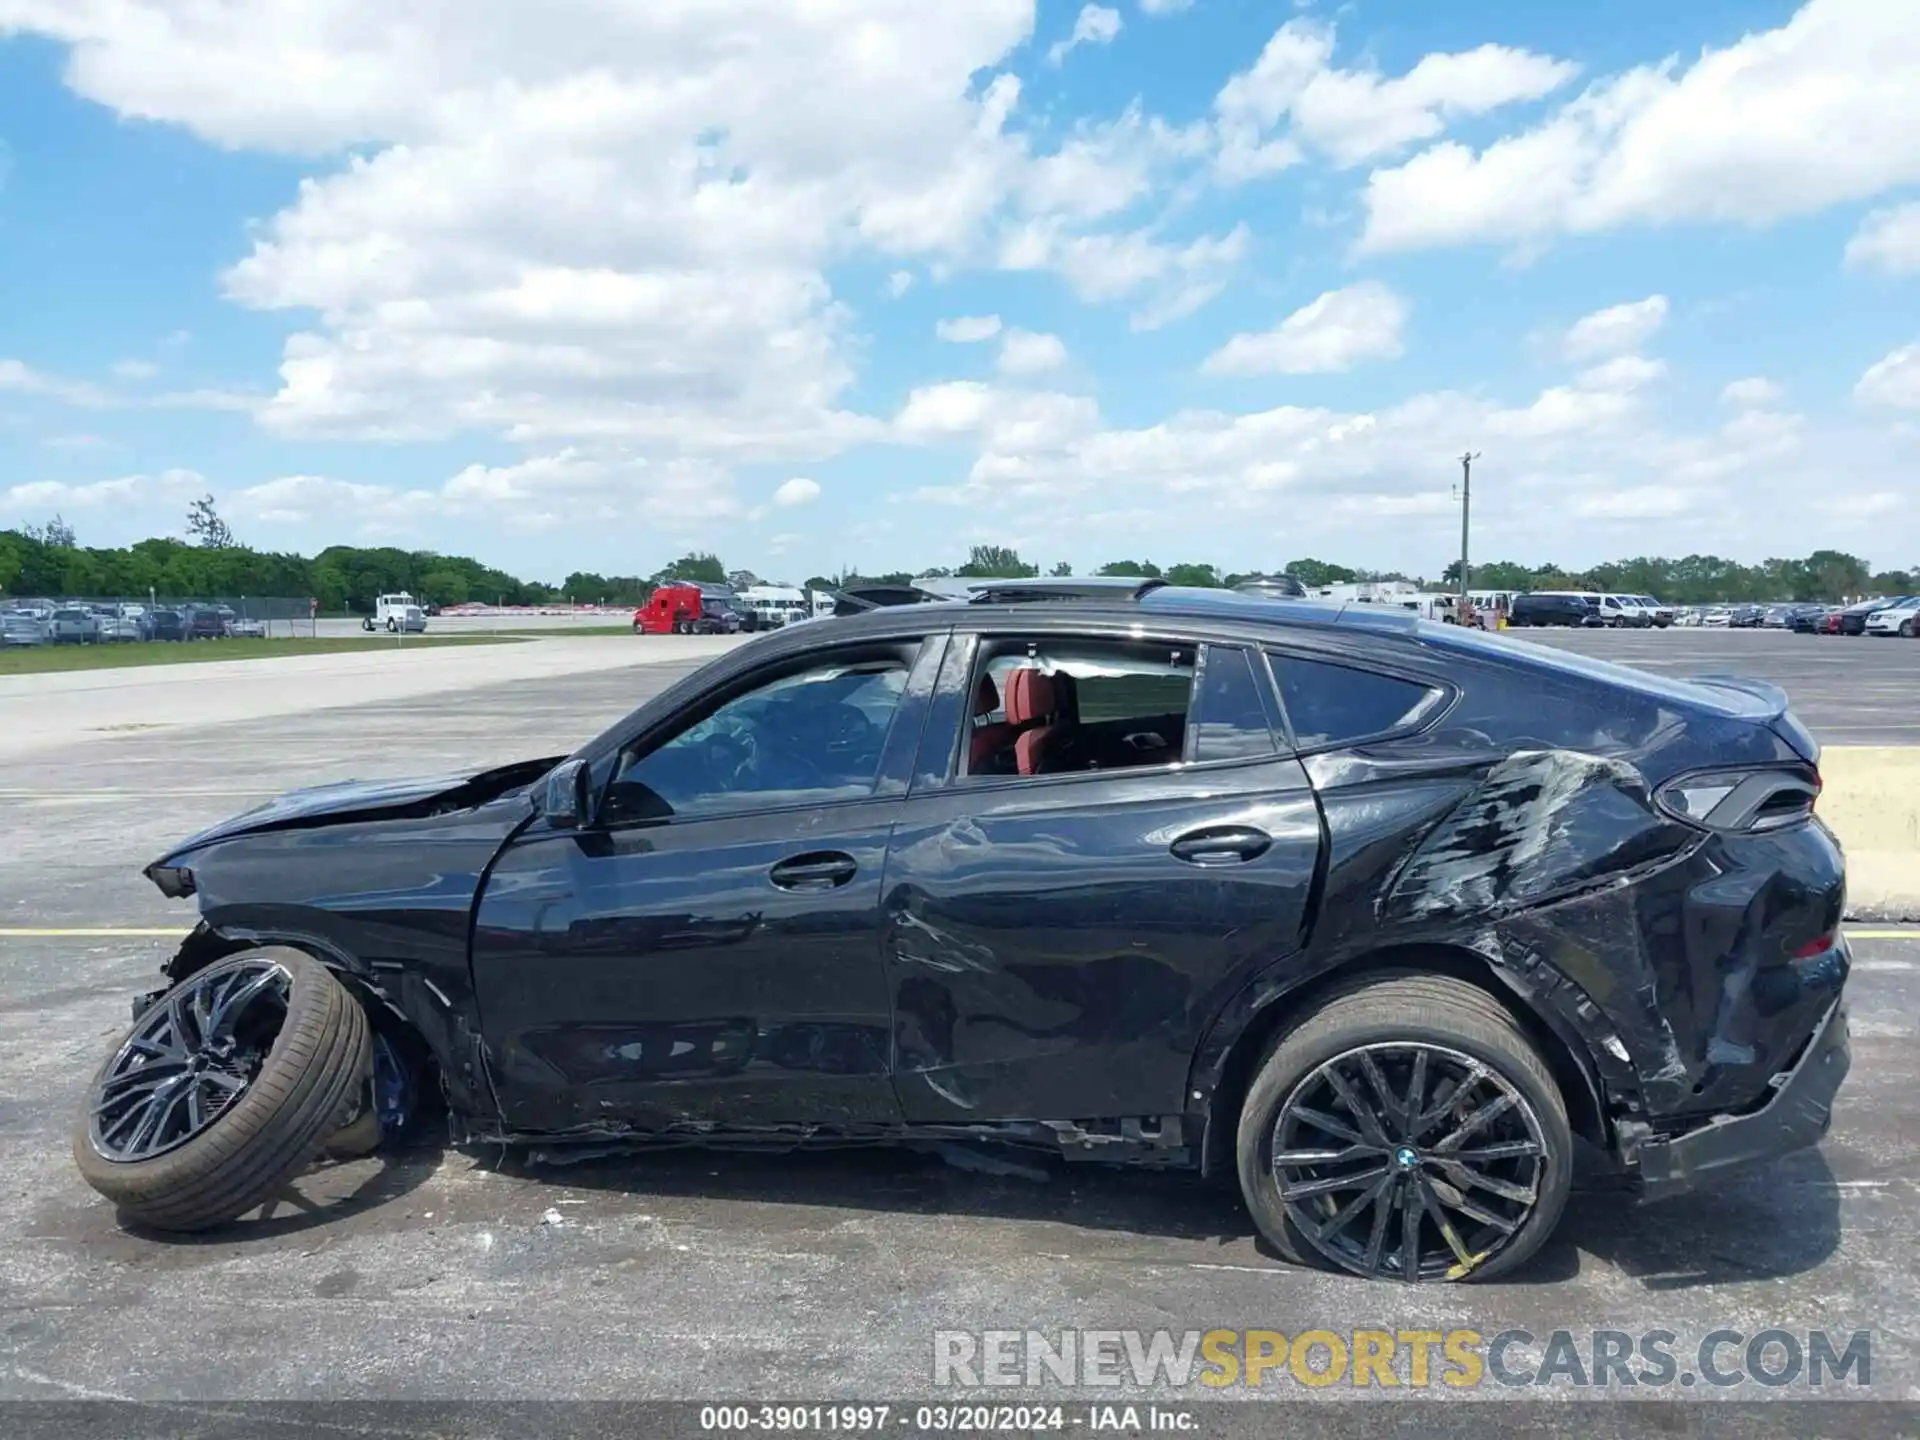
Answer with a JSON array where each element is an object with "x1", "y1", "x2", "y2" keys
[{"x1": 881, "y1": 627, "x2": 1323, "y2": 1125}]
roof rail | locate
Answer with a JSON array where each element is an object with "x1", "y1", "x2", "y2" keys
[{"x1": 965, "y1": 576, "x2": 1168, "y2": 605}]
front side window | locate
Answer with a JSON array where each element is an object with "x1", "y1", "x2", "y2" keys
[
  {"x1": 1268, "y1": 653, "x2": 1442, "y2": 752},
  {"x1": 605, "y1": 656, "x2": 910, "y2": 822}
]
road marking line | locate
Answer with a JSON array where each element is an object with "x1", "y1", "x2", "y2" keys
[
  {"x1": 1853, "y1": 959, "x2": 1916, "y2": 972},
  {"x1": 1845, "y1": 929, "x2": 1920, "y2": 941},
  {"x1": 0, "y1": 928, "x2": 190, "y2": 938}
]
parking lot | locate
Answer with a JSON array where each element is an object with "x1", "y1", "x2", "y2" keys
[{"x1": 1, "y1": 625, "x2": 1916, "y2": 1407}]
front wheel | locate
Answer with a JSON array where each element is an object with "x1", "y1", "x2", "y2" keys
[
  {"x1": 73, "y1": 949, "x2": 371, "y2": 1232},
  {"x1": 1235, "y1": 973, "x2": 1572, "y2": 1283}
]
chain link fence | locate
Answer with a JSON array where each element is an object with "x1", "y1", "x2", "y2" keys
[{"x1": 0, "y1": 595, "x2": 318, "y2": 644}]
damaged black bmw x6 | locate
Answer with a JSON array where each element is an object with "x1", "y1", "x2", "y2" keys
[{"x1": 76, "y1": 578, "x2": 1851, "y2": 1283}]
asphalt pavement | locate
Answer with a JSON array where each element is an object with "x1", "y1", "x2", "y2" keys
[{"x1": 0, "y1": 625, "x2": 1915, "y2": 1410}]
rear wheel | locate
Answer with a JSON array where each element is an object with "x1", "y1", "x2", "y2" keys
[
  {"x1": 1235, "y1": 974, "x2": 1571, "y2": 1283},
  {"x1": 1902, "y1": 619, "x2": 1915, "y2": 638},
  {"x1": 74, "y1": 949, "x2": 371, "y2": 1232}
]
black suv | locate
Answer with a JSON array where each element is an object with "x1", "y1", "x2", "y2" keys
[
  {"x1": 1509, "y1": 592, "x2": 1598, "y2": 627},
  {"x1": 81, "y1": 579, "x2": 1849, "y2": 1283}
]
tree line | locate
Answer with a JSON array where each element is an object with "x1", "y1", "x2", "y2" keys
[{"x1": 5, "y1": 515, "x2": 1911, "y2": 615}]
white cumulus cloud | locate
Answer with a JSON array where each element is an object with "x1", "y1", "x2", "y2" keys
[
  {"x1": 1359, "y1": 0, "x2": 1920, "y2": 255},
  {"x1": 997, "y1": 329, "x2": 1068, "y2": 376},
  {"x1": 773, "y1": 477, "x2": 821, "y2": 507},
  {"x1": 1561, "y1": 296, "x2": 1668, "y2": 361},
  {"x1": 1846, "y1": 202, "x2": 1920, "y2": 275},
  {"x1": 1856, "y1": 344, "x2": 1920, "y2": 410},
  {"x1": 1202, "y1": 282, "x2": 1407, "y2": 376},
  {"x1": 1213, "y1": 20, "x2": 1576, "y2": 180},
  {"x1": 1049, "y1": 5, "x2": 1123, "y2": 67},
  {"x1": 936, "y1": 315, "x2": 1004, "y2": 343},
  {"x1": 1722, "y1": 376, "x2": 1785, "y2": 408}
]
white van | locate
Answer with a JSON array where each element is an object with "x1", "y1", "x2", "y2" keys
[{"x1": 1592, "y1": 594, "x2": 1650, "y2": 628}]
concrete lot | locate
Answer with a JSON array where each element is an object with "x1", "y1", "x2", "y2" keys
[
  {"x1": 1522, "y1": 626, "x2": 1920, "y2": 746},
  {"x1": 0, "y1": 625, "x2": 1915, "y2": 1405}
]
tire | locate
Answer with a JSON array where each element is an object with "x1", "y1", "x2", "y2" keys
[
  {"x1": 1902, "y1": 620, "x2": 1915, "y2": 638},
  {"x1": 74, "y1": 948, "x2": 372, "y2": 1232},
  {"x1": 1235, "y1": 973, "x2": 1572, "y2": 1284}
]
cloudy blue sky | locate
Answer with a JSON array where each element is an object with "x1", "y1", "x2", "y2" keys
[{"x1": 1, "y1": 0, "x2": 1917, "y2": 583}]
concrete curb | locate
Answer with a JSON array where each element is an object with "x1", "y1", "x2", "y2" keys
[{"x1": 1820, "y1": 747, "x2": 1920, "y2": 923}]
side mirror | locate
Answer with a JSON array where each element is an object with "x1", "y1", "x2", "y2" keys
[{"x1": 541, "y1": 758, "x2": 594, "y2": 830}]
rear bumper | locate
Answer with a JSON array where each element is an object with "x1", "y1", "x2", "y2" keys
[{"x1": 1633, "y1": 997, "x2": 1850, "y2": 1202}]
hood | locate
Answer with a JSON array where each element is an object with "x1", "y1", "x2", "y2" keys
[{"x1": 149, "y1": 756, "x2": 563, "y2": 871}]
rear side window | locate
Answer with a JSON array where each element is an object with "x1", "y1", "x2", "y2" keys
[
  {"x1": 1190, "y1": 645, "x2": 1277, "y2": 763},
  {"x1": 1268, "y1": 653, "x2": 1440, "y2": 751}
]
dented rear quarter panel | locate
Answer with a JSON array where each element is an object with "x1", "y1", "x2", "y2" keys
[{"x1": 1198, "y1": 632, "x2": 1846, "y2": 1132}]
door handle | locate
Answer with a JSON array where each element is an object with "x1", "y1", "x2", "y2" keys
[
  {"x1": 769, "y1": 851, "x2": 859, "y2": 891},
  {"x1": 1169, "y1": 826, "x2": 1272, "y2": 866}
]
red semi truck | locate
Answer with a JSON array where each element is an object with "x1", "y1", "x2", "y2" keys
[{"x1": 632, "y1": 583, "x2": 743, "y2": 635}]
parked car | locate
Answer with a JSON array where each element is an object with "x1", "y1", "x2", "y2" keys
[
  {"x1": 1787, "y1": 605, "x2": 1837, "y2": 634},
  {"x1": 96, "y1": 614, "x2": 143, "y2": 643},
  {"x1": 0, "y1": 612, "x2": 49, "y2": 647},
  {"x1": 1865, "y1": 597, "x2": 1920, "y2": 637},
  {"x1": 46, "y1": 607, "x2": 101, "y2": 644},
  {"x1": 228, "y1": 618, "x2": 270, "y2": 639},
  {"x1": 1507, "y1": 592, "x2": 1600, "y2": 627},
  {"x1": 147, "y1": 608, "x2": 187, "y2": 642},
  {"x1": 1838, "y1": 597, "x2": 1901, "y2": 636},
  {"x1": 182, "y1": 608, "x2": 229, "y2": 641},
  {"x1": 76, "y1": 578, "x2": 1850, "y2": 1287},
  {"x1": 1633, "y1": 595, "x2": 1674, "y2": 627}
]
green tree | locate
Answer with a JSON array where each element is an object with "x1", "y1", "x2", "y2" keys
[
  {"x1": 1282, "y1": 558, "x2": 1356, "y2": 587},
  {"x1": 185, "y1": 495, "x2": 236, "y2": 549},
  {"x1": 22, "y1": 514, "x2": 77, "y2": 548},
  {"x1": 955, "y1": 545, "x2": 1037, "y2": 578},
  {"x1": 419, "y1": 569, "x2": 472, "y2": 607},
  {"x1": 804, "y1": 575, "x2": 836, "y2": 593},
  {"x1": 1096, "y1": 559, "x2": 1161, "y2": 577},
  {"x1": 1049, "y1": 561, "x2": 1073, "y2": 577},
  {"x1": 1803, "y1": 549, "x2": 1872, "y2": 602},
  {"x1": 1162, "y1": 562, "x2": 1222, "y2": 587},
  {"x1": 655, "y1": 551, "x2": 727, "y2": 585}
]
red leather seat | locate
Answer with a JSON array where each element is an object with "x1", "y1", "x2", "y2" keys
[
  {"x1": 1003, "y1": 668, "x2": 1063, "y2": 776},
  {"x1": 969, "y1": 674, "x2": 1017, "y2": 773}
]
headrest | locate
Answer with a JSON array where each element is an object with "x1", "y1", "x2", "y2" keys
[
  {"x1": 1002, "y1": 667, "x2": 1059, "y2": 727},
  {"x1": 972, "y1": 674, "x2": 1000, "y2": 717}
]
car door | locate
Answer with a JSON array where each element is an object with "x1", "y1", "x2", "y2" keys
[
  {"x1": 471, "y1": 632, "x2": 947, "y2": 1134},
  {"x1": 881, "y1": 628, "x2": 1323, "y2": 1126}
]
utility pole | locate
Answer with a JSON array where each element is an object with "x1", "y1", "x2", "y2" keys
[{"x1": 1455, "y1": 451, "x2": 1480, "y2": 614}]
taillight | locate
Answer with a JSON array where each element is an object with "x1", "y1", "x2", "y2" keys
[
  {"x1": 1794, "y1": 933, "x2": 1835, "y2": 959},
  {"x1": 1655, "y1": 765, "x2": 1820, "y2": 833}
]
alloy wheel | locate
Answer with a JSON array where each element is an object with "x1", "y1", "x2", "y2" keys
[
  {"x1": 89, "y1": 958, "x2": 292, "y2": 1162},
  {"x1": 1271, "y1": 1041, "x2": 1548, "y2": 1282}
]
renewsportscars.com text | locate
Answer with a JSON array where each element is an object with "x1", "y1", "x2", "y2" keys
[{"x1": 932, "y1": 1328, "x2": 1873, "y2": 1391}]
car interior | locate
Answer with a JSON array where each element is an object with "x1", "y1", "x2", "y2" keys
[{"x1": 965, "y1": 641, "x2": 1196, "y2": 778}]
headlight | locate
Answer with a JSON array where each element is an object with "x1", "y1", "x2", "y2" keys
[{"x1": 147, "y1": 865, "x2": 196, "y2": 898}]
